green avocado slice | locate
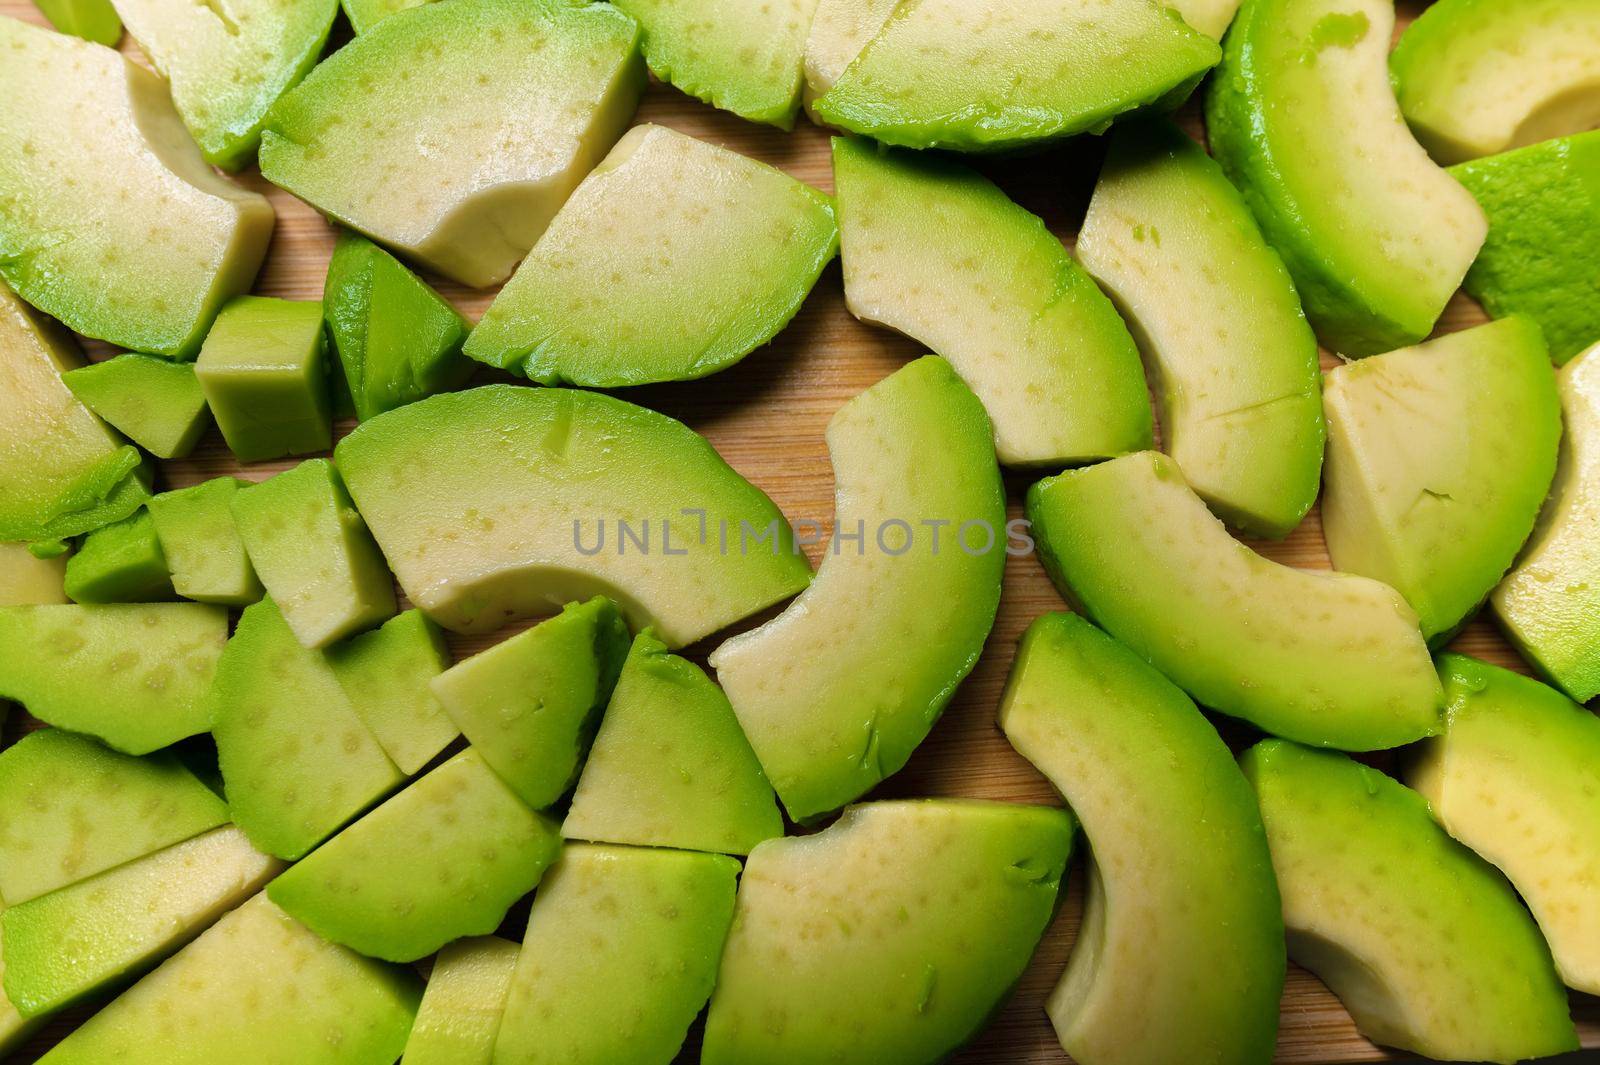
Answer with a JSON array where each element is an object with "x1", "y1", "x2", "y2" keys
[
  {"x1": 62, "y1": 354, "x2": 212, "y2": 460},
  {"x1": 400, "y1": 936, "x2": 519, "y2": 1065},
  {"x1": 325, "y1": 609, "x2": 459, "y2": 776},
  {"x1": 146, "y1": 477, "x2": 262, "y2": 606},
  {"x1": 63, "y1": 510, "x2": 174, "y2": 604}
]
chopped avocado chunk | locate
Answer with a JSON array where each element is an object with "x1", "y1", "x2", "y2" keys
[
  {"x1": 326, "y1": 610, "x2": 458, "y2": 775},
  {"x1": 831, "y1": 138, "x2": 1152, "y2": 467},
  {"x1": 32, "y1": 0, "x2": 120, "y2": 43},
  {"x1": 35, "y1": 895, "x2": 420, "y2": 1065},
  {"x1": 494, "y1": 844, "x2": 738, "y2": 1065},
  {"x1": 801, "y1": 0, "x2": 897, "y2": 107},
  {"x1": 64, "y1": 510, "x2": 173, "y2": 604},
  {"x1": 1028, "y1": 451, "x2": 1441, "y2": 750},
  {"x1": 268, "y1": 749, "x2": 562, "y2": 963},
  {"x1": 195, "y1": 296, "x2": 331, "y2": 463},
  {"x1": 466, "y1": 124, "x2": 838, "y2": 388},
  {"x1": 564, "y1": 631, "x2": 782, "y2": 856},
  {"x1": 0, "y1": 603, "x2": 226, "y2": 755},
  {"x1": 999, "y1": 613, "x2": 1283, "y2": 1065},
  {"x1": 1323, "y1": 317, "x2": 1560, "y2": 641},
  {"x1": 0, "y1": 542, "x2": 67, "y2": 606},
  {"x1": 401, "y1": 936, "x2": 519, "y2": 1065},
  {"x1": 1207, "y1": 0, "x2": 1486, "y2": 355},
  {"x1": 711, "y1": 358, "x2": 1004, "y2": 822},
  {"x1": 431, "y1": 597, "x2": 629, "y2": 810},
  {"x1": 147, "y1": 477, "x2": 263, "y2": 605},
  {"x1": 335, "y1": 384, "x2": 812, "y2": 643},
  {"x1": 212, "y1": 598, "x2": 402, "y2": 860},
  {"x1": 812, "y1": 0, "x2": 1219, "y2": 152},
  {"x1": 231, "y1": 459, "x2": 396, "y2": 649},
  {"x1": 0, "y1": 728, "x2": 228, "y2": 905},
  {"x1": 0, "y1": 18, "x2": 273, "y2": 358},
  {"x1": 259, "y1": 0, "x2": 645, "y2": 287},
  {"x1": 62, "y1": 354, "x2": 211, "y2": 460},
  {"x1": 1078, "y1": 120, "x2": 1323, "y2": 537},
  {"x1": 703, "y1": 800, "x2": 1073, "y2": 1065},
  {"x1": 323, "y1": 232, "x2": 471, "y2": 422},
  {"x1": 1242, "y1": 740, "x2": 1577, "y2": 1063}
]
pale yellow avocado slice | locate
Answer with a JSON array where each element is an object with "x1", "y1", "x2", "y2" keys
[
  {"x1": 401, "y1": 936, "x2": 519, "y2": 1065},
  {"x1": 801, "y1": 0, "x2": 897, "y2": 109},
  {"x1": 1167, "y1": 0, "x2": 1240, "y2": 37},
  {"x1": 0, "y1": 544, "x2": 67, "y2": 606}
]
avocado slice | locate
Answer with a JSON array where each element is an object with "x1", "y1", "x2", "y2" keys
[
  {"x1": 267, "y1": 749, "x2": 562, "y2": 963},
  {"x1": 1323, "y1": 317, "x2": 1561, "y2": 642},
  {"x1": 0, "y1": 911, "x2": 40, "y2": 1054},
  {"x1": 35, "y1": 895, "x2": 420, "y2": 1065},
  {"x1": 1411, "y1": 655, "x2": 1600, "y2": 995},
  {"x1": 334, "y1": 384, "x2": 812, "y2": 643},
  {"x1": 1392, "y1": 0, "x2": 1600, "y2": 164},
  {"x1": 146, "y1": 477, "x2": 263, "y2": 605},
  {"x1": 1242, "y1": 740, "x2": 1576, "y2": 1062},
  {"x1": 323, "y1": 232, "x2": 471, "y2": 422},
  {"x1": 830, "y1": 138, "x2": 1152, "y2": 467},
  {"x1": 1028, "y1": 451, "x2": 1442, "y2": 750},
  {"x1": 402, "y1": 936, "x2": 519, "y2": 1065},
  {"x1": 1168, "y1": 0, "x2": 1239, "y2": 37},
  {"x1": 33, "y1": 0, "x2": 120, "y2": 43},
  {"x1": 1078, "y1": 120, "x2": 1323, "y2": 538},
  {"x1": 812, "y1": 0, "x2": 1219, "y2": 152},
  {"x1": 325, "y1": 610, "x2": 458, "y2": 776},
  {"x1": 194, "y1": 296, "x2": 331, "y2": 463},
  {"x1": 801, "y1": 0, "x2": 896, "y2": 108},
  {"x1": 259, "y1": 0, "x2": 644, "y2": 287},
  {"x1": 1494, "y1": 344, "x2": 1600, "y2": 702},
  {"x1": 1450, "y1": 131, "x2": 1600, "y2": 365},
  {"x1": 703, "y1": 799, "x2": 1073, "y2": 1065},
  {"x1": 465, "y1": 124, "x2": 838, "y2": 388},
  {"x1": 431, "y1": 597, "x2": 629, "y2": 810},
  {"x1": 1207, "y1": 0, "x2": 1486, "y2": 356},
  {"x1": 710, "y1": 358, "x2": 1004, "y2": 822},
  {"x1": 63, "y1": 510, "x2": 173, "y2": 604},
  {"x1": 564, "y1": 631, "x2": 782, "y2": 855},
  {"x1": 0, "y1": 728, "x2": 228, "y2": 905},
  {"x1": 0, "y1": 17, "x2": 273, "y2": 359},
  {"x1": 62, "y1": 354, "x2": 211, "y2": 460},
  {"x1": 0, "y1": 543, "x2": 67, "y2": 607},
  {"x1": 998, "y1": 613, "x2": 1284, "y2": 1065},
  {"x1": 212, "y1": 597, "x2": 402, "y2": 860},
  {"x1": 230, "y1": 459, "x2": 397, "y2": 649},
  {"x1": 0, "y1": 604, "x2": 226, "y2": 754},
  {"x1": 494, "y1": 844, "x2": 738, "y2": 1065}
]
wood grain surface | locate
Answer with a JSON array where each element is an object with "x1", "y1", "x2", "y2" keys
[{"x1": 5, "y1": 0, "x2": 1598, "y2": 1061}]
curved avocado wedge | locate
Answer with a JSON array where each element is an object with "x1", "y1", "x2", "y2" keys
[
  {"x1": 999, "y1": 613, "x2": 1283, "y2": 1065},
  {"x1": 1393, "y1": 0, "x2": 1600, "y2": 164},
  {"x1": 710, "y1": 358, "x2": 1005, "y2": 823},
  {"x1": 1207, "y1": 0, "x2": 1486, "y2": 356},
  {"x1": 1078, "y1": 120, "x2": 1323, "y2": 538},
  {"x1": 1242, "y1": 740, "x2": 1577, "y2": 1063},
  {"x1": 334, "y1": 384, "x2": 811, "y2": 646},
  {"x1": 1027, "y1": 452, "x2": 1441, "y2": 750},
  {"x1": 1494, "y1": 343, "x2": 1600, "y2": 701},
  {"x1": 1323, "y1": 317, "x2": 1561, "y2": 642}
]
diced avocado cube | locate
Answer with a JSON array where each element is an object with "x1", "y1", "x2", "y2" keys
[
  {"x1": 146, "y1": 477, "x2": 263, "y2": 606},
  {"x1": 31, "y1": 0, "x2": 121, "y2": 44},
  {"x1": 64, "y1": 510, "x2": 173, "y2": 604},
  {"x1": 195, "y1": 297, "x2": 331, "y2": 463},
  {"x1": 62, "y1": 354, "x2": 211, "y2": 459},
  {"x1": 325, "y1": 610, "x2": 458, "y2": 776},
  {"x1": 401, "y1": 936, "x2": 519, "y2": 1065}
]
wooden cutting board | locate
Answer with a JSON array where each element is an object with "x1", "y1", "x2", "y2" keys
[{"x1": 5, "y1": 0, "x2": 1597, "y2": 1060}]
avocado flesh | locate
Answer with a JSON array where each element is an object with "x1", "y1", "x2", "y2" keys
[
  {"x1": 1168, "y1": 0, "x2": 1239, "y2": 37},
  {"x1": 62, "y1": 354, "x2": 211, "y2": 460},
  {"x1": 801, "y1": 0, "x2": 897, "y2": 107},
  {"x1": 1242, "y1": 741, "x2": 1576, "y2": 1063},
  {"x1": 195, "y1": 296, "x2": 332, "y2": 463},
  {"x1": 1027, "y1": 451, "x2": 1441, "y2": 750},
  {"x1": 1078, "y1": 120, "x2": 1323, "y2": 538},
  {"x1": 259, "y1": 0, "x2": 644, "y2": 287},
  {"x1": 831, "y1": 138, "x2": 1153, "y2": 467},
  {"x1": 0, "y1": 543, "x2": 67, "y2": 607},
  {"x1": 401, "y1": 936, "x2": 519, "y2": 1065},
  {"x1": 1494, "y1": 343, "x2": 1600, "y2": 701},
  {"x1": 267, "y1": 749, "x2": 562, "y2": 963},
  {"x1": 33, "y1": 0, "x2": 121, "y2": 43},
  {"x1": 146, "y1": 477, "x2": 263, "y2": 605},
  {"x1": 0, "y1": 17, "x2": 272, "y2": 358},
  {"x1": 563, "y1": 631, "x2": 783, "y2": 856},
  {"x1": 334, "y1": 384, "x2": 812, "y2": 644},
  {"x1": 0, "y1": 912, "x2": 40, "y2": 1054},
  {"x1": 64, "y1": 510, "x2": 174, "y2": 604},
  {"x1": 35, "y1": 895, "x2": 420, "y2": 1065},
  {"x1": 325, "y1": 609, "x2": 458, "y2": 776},
  {"x1": 466, "y1": 124, "x2": 838, "y2": 388},
  {"x1": 710, "y1": 358, "x2": 1005, "y2": 823},
  {"x1": 998, "y1": 613, "x2": 1283, "y2": 1065},
  {"x1": 1206, "y1": 0, "x2": 1486, "y2": 355}
]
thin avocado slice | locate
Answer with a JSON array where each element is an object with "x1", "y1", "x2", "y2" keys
[
  {"x1": 401, "y1": 936, "x2": 519, "y2": 1065},
  {"x1": 1168, "y1": 0, "x2": 1239, "y2": 37},
  {"x1": 334, "y1": 384, "x2": 812, "y2": 644},
  {"x1": 195, "y1": 296, "x2": 332, "y2": 463},
  {"x1": 1206, "y1": 0, "x2": 1486, "y2": 355},
  {"x1": 64, "y1": 510, "x2": 174, "y2": 604},
  {"x1": 830, "y1": 138, "x2": 1152, "y2": 467},
  {"x1": 0, "y1": 17, "x2": 273, "y2": 358},
  {"x1": 1323, "y1": 317, "x2": 1561, "y2": 642},
  {"x1": 32, "y1": 0, "x2": 121, "y2": 43},
  {"x1": 1027, "y1": 451, "x2": 1442, "y2": 750},
  {"x1": 1241, "y1": 740, "x2": 1577, "y2": 1063},
  {"x1": 702, "y1": 800, "x2": 1074, "y2": 1065},
  {"x1": 998, "y1": 613, "x2": 1283, "y2": 1065},
  {"x1": 563, "y1": 631, "x2": 782, "y2": 856},
  {"x1": 62, "y1": 354, "x2": 211, "y2": 460},
  {"x1": 0, "y1": 909, "x2": 41, "y2": 1055},
  {"x1": 259, "y1": 0, "x2": 645, "y2": 287},
  {"x1": 338, "y1": 0, "x2": 428, "y2": 32},
  {"x1": 801, "y1": 0, "x2": 897, "y2": 108},
  {"x1": 0, "y1": 543, "x2": 67, "y2": 607},
  {"x1": 1078, "y1": 119, "x2": 1323, "y2": 538},
  {"x1": 325, "y1": 610, "x2": 459, "y2": 776},
  {"x1": 147, "y1": 477, "x2": 263, "y2": 605},
  {"x1": 267, "y1": 749, "x2": 562, "y2": 963},
  {"x1": 465, "y1": 124, "x2": 838, "y2": 388},
  {"x1": 711, "y1": 358, "x2": 1004, "y2": 823}
]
